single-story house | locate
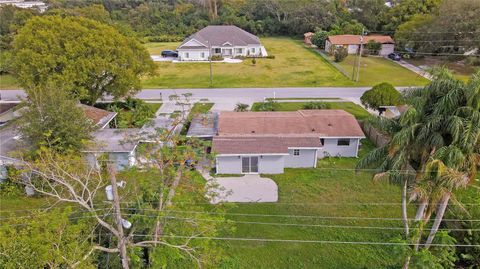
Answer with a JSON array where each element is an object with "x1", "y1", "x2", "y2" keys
[
  {"x1": 84, "y1": 128, "x2": 139, "y2": 171},
  {"x1": 304, "y1": 32, "x2": 314, "y2": 45},
  {"x1": 176, "y1": 25, "x2": 268, "y2": 61},
  {"x1": 210, "y1": 110, "x2": 365, "y2": 174},
  {"x1": 325, "y1": 35, "x2": 395, "y2": 56}
]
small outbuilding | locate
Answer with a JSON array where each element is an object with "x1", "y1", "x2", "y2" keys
[{"x1": 325, "y1": 35, "x2": 395, "y2": 56}]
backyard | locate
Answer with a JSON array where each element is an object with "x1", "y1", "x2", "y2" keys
[{"x1": 215, "y1": 139, "x2": 407, "y2": 268}]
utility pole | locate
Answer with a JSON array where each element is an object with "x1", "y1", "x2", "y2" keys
[
  {"x1": 355, "y1": 28, "x2": 365, "y2": 82},
  {"x1": 108, "y1": 164, "x2": 130, "y2": 269},
  {"x1": 208, "y1": 41, "x2": 213, "y2": 87}
]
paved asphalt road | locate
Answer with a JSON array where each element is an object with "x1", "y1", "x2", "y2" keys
[{"x1": 0, "y1": 86, "x2": 413, "y2": 102}]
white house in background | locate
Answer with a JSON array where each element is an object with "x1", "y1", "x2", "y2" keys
[
  {"x1": 207, "y1": 110, "x2": 365, "y2": 174},
  {"x1": 0, "y1": 0, "x2": 48, "y2": 12},
  {"x1": 176, "y1": 25, "x2": 268, "y2": 61},
  {"x1": 325, "y1": 34, "x2": 395, "y2": 56}
]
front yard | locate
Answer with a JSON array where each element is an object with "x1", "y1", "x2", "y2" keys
[
  {"x1": 332, "y1": 55, "x2": 430, "y2": 86},
  {"x1": 142, "y1": 38, "x2": 353, "y2": 88},
  {"x1": 143, "y1": 38, "x2": 429, "y2": 88}
]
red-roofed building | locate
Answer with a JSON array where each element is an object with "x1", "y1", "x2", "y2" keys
[
  {"x1": 325, "y1": 34, "x2": 395, "y2": 56},
  {"x1": 211, "y1": 110, "x2": 365, "y2": 174}
]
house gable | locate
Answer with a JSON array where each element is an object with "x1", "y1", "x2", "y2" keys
[{"x1": 178, "y1": 38, "x2": 207, "y2": 49}]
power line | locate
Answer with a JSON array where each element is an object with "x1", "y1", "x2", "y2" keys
[
  {"x1": 125, "y1": 208, "x2": 480, "y2": 223},
  {"x1": 130, "y1": 234, "x2": 480, "y2": 248},
  {"x1": 120, "y1": 214, "x2": 480, "y2": 232}
]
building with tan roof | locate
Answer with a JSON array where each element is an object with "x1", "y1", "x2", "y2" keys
[
  {"x1": 325, "y1": 34, "x2": 395, "y2": 56},
  {"x1": 209, "y1": 110, "x2": 365, "y2": 174}
]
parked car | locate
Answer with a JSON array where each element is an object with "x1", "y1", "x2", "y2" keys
[
  {"x1": 161, "y1": 50, "x2": 178, "y2": 58},
  {"x1": 388, "y1": 53, "x2": 401, "y2": 61}
]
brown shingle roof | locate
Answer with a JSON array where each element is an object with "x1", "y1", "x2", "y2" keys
[
  {"x1": 79, "y1": 104, "x2": 116, "y2": 128},
  {"x1": 212, "y1": 136, "x2": 322, "y2": 154},
  {"x1": 217, "y1": 110, "x2": 365, "y2": 137},
  {"x1": 328, "y1": 35, "x2": 394, "y2": 45}
]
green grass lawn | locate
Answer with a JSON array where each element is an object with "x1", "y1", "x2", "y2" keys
[
  {"x1": 0, "y1": 74, "x2": 19, "y2": 89},
  {"x1": 251, "y1": 101, "x2": 371, "y2": 119},
  {"x1": 217, "y1": 140, "x2": 406, "y2": 268},
  {"x1": 142, "y1": 38, "x2": 354, "y2": 88},
  {"x1": 334, "y1": 55, "x2": 429, "y2": 87}
]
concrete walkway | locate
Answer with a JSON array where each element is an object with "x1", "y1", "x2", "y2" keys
[
  {"x1": 395, "y1": 60, "x2": 433, "y2": 80},
  {"x1": 207, "y1": 174, "x2": 278, "y2": 204}
]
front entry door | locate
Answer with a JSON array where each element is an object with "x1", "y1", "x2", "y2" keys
[{"x1": 241, "y1": 156, "x2": 259, "y2": 173}]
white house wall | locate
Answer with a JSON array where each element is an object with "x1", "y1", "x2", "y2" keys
[
  {"x1": 216, "y1": 155, "x2": 285, "y2": 174},
  {"x1": 216, "y1": 156, "x2": 242, "y2": 174},
  {"x1": 284, "y1": 149, "x2": 317, "y2": 168},
  {"x1": 178, "y1": 50, "x2": 209, "y2": 61},
  {"x1": 318, "y1": 138, "x2": 360, "y2": 158},
  {"x1": 258, "y1": 155, "x2": 284, "y2": 174},
  {"x1": 380, "y1": 44, "x2": 394, "y2": 56}
]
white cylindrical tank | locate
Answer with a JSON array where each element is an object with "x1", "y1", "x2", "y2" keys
[
  {"x1": 105, "y1": 185, "x2": 113, "y2": 201},
  {"x1": 121, "y1": 219, "x2": 132, "y2": 229}
]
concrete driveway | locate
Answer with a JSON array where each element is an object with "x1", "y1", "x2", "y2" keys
[{"x1": 207, "y1": 174, "x2": 278, "y2": 204}]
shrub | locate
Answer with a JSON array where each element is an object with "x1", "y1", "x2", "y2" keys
[
  {"x1": 146, "y1": 35, "x2": 184, "y2": 42},
  {"x1": 211, "y1": 55, "x2": 223, "y2": 61},
  {"x1": 106, "y1": 97, "x2": 156, "y2": 128},
  {"x1": 310, "y1": 30, "x2": 329, "y2": 49},
  {"x1": 360, "y1": 82, "x2": 404, "y2": 113},
  {"x1": 234, "y1": 103, "x2": 249, "y2": 112},
  {"x1": 303, "y1": 102, "x2": 328, "y2": 109},
  {"x1": 255, "y1": 100, "x2": 277, "y2": 111},
  {"x1": 251, "y1": 57, "x2": 257, "y2": 65},
  {"x1": 334, "y1": 47, "x2": 348, "y2": 62},
  {"x1": 365, "y1": 40, "x2": 382, "y2": 55}
]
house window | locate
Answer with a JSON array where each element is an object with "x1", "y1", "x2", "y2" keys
[
  {"x1": 293, "y1": 149, "x2": 300, "y2": 156},
  {"x1": 185, "y1": 52, "x2": 189, "y2": 58},
  {"x1": 214, "y1": 48, "x2": 221, "y2": 53},
  {"x1": 251, "y1": 48, "x2": 256, "y2": 53},
  {"x1": 235, "y1": 48, "x2": 243, "y2": 54},
  {"x1": 320, "y1": 138, "x2": 325, "y2": 145},
  {"x1": 201, "y1": 52, "x2": 205, "y2": 58},
  {"x1": 337, "y1": 139, "x2": 350, "y2": 146}
]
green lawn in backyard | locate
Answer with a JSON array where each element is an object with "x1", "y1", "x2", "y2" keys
[
  {"x1": 142, "y1": 38, "x2": 354, "y2": 88},
  {"x1": 217, "y1": 139, "x2": 406, "y2": 268},
  {"x1": 0, "y1": 74, "x2": 19, "y2": 89},
  {"x1": 251, "y1": 101, "x2": 371, "y2": 120},
  {"x1": 332, "y1": 55, "x2": 429, "y2": 87}
]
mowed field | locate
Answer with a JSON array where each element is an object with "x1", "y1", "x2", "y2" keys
[
  {"x1": 143, "y1": 37, "x2": 429, "y2": 88},
  {"x1": 334, "y1": 55, "x2": 429, "y2": 87},
  {"x1": 142, "y1": 38, "x2": 354, "y2": 88}
]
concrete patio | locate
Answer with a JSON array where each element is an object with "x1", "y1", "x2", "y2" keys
[{"x1": 206, "y1": 174, "x2": 278, "y2": 204}]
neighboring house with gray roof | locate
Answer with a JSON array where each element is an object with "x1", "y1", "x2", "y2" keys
[
  {"x1": 177, "y1": 25, "x2": 268, "y2": 61},
  {"x1": 210, "y1": 110, "x2": 365, "y2": 174}
]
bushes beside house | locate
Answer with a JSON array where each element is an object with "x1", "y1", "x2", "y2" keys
[
  {"x1": 211, "y1": 55, "x2": 224, "y2": 61},
  {"x1": 96, "y1": 97, "x2": 161, "y2": 128},
  {"x1": 334, "y1": 46, "x2": 348, "y2": 62},
  {"x1": 364, "y1": 40, "x2": 382, "y2": 55}
]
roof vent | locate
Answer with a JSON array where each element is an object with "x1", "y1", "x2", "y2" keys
[
  {"x1": 328, "y1": 123, "x2": 333, "y2": 127},
  {"x1": 311, "y1": 128, "x2": 315, "y2": 132},
  {"x1": 251, "y1": 130, "x2": 255, "y2": 133}
]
